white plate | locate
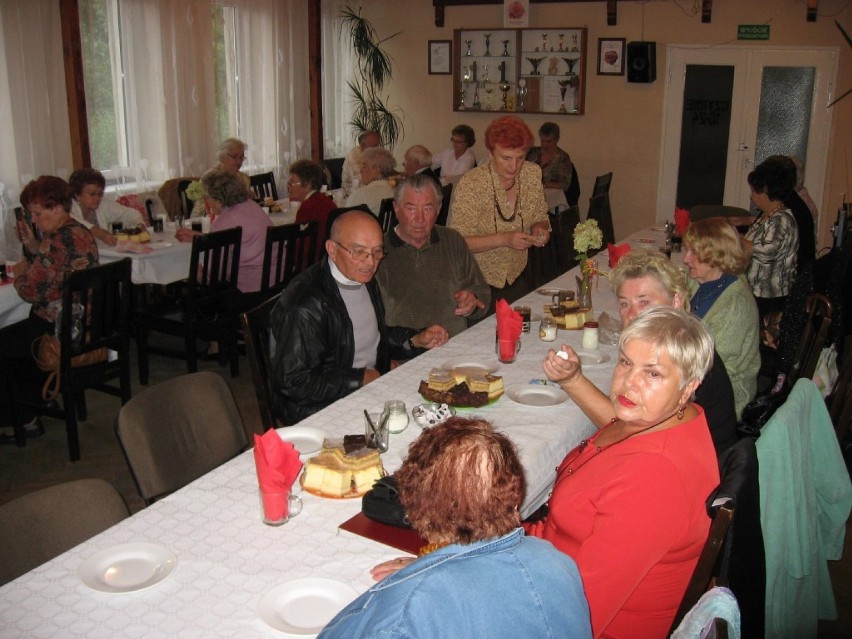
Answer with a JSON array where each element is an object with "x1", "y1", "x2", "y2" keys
[
  {"x1": 577, "y1": 351, "x2": 611, "y2": 367},
  {"x1": 78, "y1": 543, "x2": 177, "y2": 593},
  {"x1": 440, "y1": 359, "x2": 500, "y2": 376},
  {"x1": 505, "y1": 384, "x2": 568, "y2": 407},
  {"x1": 257, "y1": 578, "x2": 359, "y2": 637},
  {"x1": 277, "y1": 426, "x2": 326, "y2": 459},
  {"x1": 148, "y1": 241, "x2": 173, "y2": 249}
]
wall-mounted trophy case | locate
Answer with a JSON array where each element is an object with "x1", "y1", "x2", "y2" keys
[{"x1": 453, "y1": 28, "x2": 587, "y2": 115}]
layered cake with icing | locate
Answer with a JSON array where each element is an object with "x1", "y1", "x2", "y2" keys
[
  {"x1": 114, "y1": 227, "x2": 151, "y2": 243},
  {"x1": 301, "y1": 444, "x2": 385, "y2": 498},
  {"x1": 419, "y1": 369, "x2": 504, "y2": 407},
  {"x1": 545, "y1": 300, "x2": 593, "y2": 329}
]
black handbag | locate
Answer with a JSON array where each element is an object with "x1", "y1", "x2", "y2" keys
[
  {"x1": 736, "y1": 389, "x2": 790, "y2": 439},
  {"x1": 361, "y1": 475, "x2": 411, "y2": 528}
]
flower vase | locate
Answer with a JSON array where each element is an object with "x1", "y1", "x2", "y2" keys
[{"x1": 576, "y1": 274, "x2": 592, "y2": 309}]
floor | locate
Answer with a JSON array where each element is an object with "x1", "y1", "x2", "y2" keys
[{"x1": 0, "y1": 347, "x2": 850, "y2": 637}]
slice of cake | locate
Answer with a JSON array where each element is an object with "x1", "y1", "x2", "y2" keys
[
  {"x1": 427, "y1": 369, "x2": 455, "y2": 392},
  {"x1": 301, "y1": 445, "x2": 385, "y2": 498},
  {"x1": 468, "y1": 373, "x2": 505, "y2": 401}
]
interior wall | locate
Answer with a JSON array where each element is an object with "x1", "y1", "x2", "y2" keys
[{"x1": 360, "y1": 0, "x2": 851, "y2": 247}]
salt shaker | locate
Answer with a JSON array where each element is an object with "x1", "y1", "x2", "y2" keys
[
  {"x1": 384, "y1": 400, "x2": 409, "y2": 434},
  {"x1": 581, "y1": 321, "x2": 599, "y2": 350}
]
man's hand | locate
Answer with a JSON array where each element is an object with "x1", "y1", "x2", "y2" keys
[
  {"x1": 91, "y1": 226, "x2": 117, "y2": 246},
  {"x1": 412, "y1": 325, "x2": 449, "y2": 349},
  {"x1": 543, "y1": 345, "x2": 583, "y2": 387},
  {"x1": 453, "y1": 289, "x2": 485, "y2": 316},
  {"x1": 362, "y1": 368, "x2": 381, "y2": 385}
]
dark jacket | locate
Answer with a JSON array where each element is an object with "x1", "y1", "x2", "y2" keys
[
  {"x1": 697, "y1": 351, "x2": 739, "y2": 455},
  {"x1": 270, "y1": 258, "x2": 419, "y2": 425}
]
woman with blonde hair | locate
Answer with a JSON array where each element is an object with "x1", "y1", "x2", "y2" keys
[{"x1": 684, "y1": 218, "x2": 759, "y2": 417}]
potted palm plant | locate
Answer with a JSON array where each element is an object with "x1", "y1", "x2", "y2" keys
[{"x1": 340, "y1": 5, "x2": 404, "y2": 149}]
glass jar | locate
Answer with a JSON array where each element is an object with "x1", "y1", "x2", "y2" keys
[
  {"x1": 383, "y1": 400, "x2": 409, "y2": 434},
  {"x1": 539, "y1": 317, "x2": 558, "y2": 342},
  {"x1": 581, "y1": 321, "x2": 599, "y2": 350}
]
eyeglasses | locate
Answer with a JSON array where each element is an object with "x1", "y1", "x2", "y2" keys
[
  {"x1": 450, "y1": 137, "x2": 466, "y2": 145},
  {"x1": 227, "y1": 153, "x2": 246, "y2": 161},
  {"x1": 331, "y1": 241, "x2": 385, "y2": 262},
  {"x1": 287, "y1": 180, "x2": 302, "y2": 187}
]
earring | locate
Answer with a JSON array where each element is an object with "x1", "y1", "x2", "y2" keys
[{"x1": 677, "y1": 406, "x2": 685, "y2": 420}]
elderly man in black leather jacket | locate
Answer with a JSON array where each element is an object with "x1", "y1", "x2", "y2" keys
[{"x1": 270, "y1": 211, "x2": 449, "y2": 425}]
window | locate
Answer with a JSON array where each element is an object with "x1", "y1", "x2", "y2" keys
[{"x1": 212, "y1": 4, "x2": 238, "y2": 142}]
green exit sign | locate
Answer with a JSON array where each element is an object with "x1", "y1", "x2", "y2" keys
[{"x1": 738, "y1": 25, "x2": 770, "y2": 40}]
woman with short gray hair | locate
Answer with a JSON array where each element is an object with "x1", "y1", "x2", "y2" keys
[{"x1": 345, "y1": 147, "x2": 397, "y2": 215}]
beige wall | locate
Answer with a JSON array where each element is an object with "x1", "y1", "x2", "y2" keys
[{"x1": 359, "y1": 0, "x2": 850, "y2": 247}]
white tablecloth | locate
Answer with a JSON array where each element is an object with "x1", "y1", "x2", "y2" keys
[
  {"x1": 98, "y1": 232, "x2": 193, "y2": 286},
  {"x1": 0, "y1": 282, "x2": 31, "y2": 329},
  {"x1": 0, "y1": 227, "x2": 672, "y2": 638}
]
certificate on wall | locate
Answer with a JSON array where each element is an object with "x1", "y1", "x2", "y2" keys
[
  {"x1": 429, "y1": 40, "x2": 452, "y2": 75},
  {"x1": 504, "y1": 0, "x2": 529, "y2": 27}
]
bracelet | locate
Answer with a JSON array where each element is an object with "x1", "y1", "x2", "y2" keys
[{"x1": 407, "y1": 337, "x2": 416, "y2": 351}]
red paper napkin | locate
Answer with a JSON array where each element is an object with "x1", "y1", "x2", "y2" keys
[
  {"x1": 495, "y1": 299, "x2": 522, "y2": 361},
  {"x1": 674, "y1": 208, "x2": 691, "y2": 236},
  {"x1": 607, "y1": 242, "x2": 630, "y2": 268},
  {"x1": 254, "y1": 429, "x2": 303, "y2": 520}
]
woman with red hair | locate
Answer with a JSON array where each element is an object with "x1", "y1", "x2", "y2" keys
[{"x1": 449, "y1": 116, "x2": 550, "y2": 313}]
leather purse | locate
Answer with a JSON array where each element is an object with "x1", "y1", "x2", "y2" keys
[
  {"x1": 736, "y1": 388, "x2": 790, "y2": 439},
  {"x1": 361, "y1": 475, "x2": 411, "y2": 529},
  {"x1": 32, "y1": 334, "x2": 109, "y2": 400}
]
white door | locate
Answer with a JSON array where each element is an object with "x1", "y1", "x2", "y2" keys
[{"x1": 658, "y1": 45, "x2": 838, "y2": 228}]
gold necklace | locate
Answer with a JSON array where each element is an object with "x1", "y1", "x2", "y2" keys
[{"x1": 418, "y1": 541, "x2": 450, "y2": 557}]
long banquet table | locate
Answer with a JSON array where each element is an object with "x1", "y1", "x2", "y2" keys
[{"x1": 0, "y1": 225, "x2": 673, "y2": 638}]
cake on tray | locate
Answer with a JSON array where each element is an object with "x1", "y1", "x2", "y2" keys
[
  {"x1": 418, "y1": 368, "x2": 504, "y2": 407},
  {"x1": 301, "y1": 442, "x2": 385, "y2": 498}
]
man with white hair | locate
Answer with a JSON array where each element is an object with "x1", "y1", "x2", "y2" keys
[
  {"x1": 345, "y1": 147, "x2": 397, "y2": 215},
  {"x1": 402, "y1": 145, "x2": 440, "y2": 183}
]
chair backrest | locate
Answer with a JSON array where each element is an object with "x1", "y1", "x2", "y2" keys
[
  {"x1": 261, "y1": 222, "x2": 318, "y2": 296},
  {"x1": 552, "y1": 204, "x2": 581, "y2": 274},
  {"x1": 587, "y1": 193, "x2": 616, "y2": 246},
  {"x1": 0, "y1": 479, "x2": 129, "y2": 586},
  {"x1": 188, "y1": 227, "x2": 242, "y2": 311},
  {"x1": 241, "y1": 294, "x2": 283, "y2": 433},
  {"x1": 250, "y1": 171, "x2": 279, "y2": 201},
  {"x1": 59, "y1": 258, "x2": 133, "y2": 366},
  {"x1": 176, "y1": 179, "x2": 194, "y2": 219},
  {"x1": 437, "y1": 183, "x2": 453, "y2": 227},
  {"x1": 592, "y1": 172, "x2": 612, "y2": 197},
  {"x1": 788, "y1": 292, "x2": 833, "y2": 384},
  {"x1": 564, "y1": 164, "x2": 581, "y2": 207},
  {"x1": 115, "y1": 371, "x2": 248, "y2": 504},
  {"x1": 320, "y1": 158, "x2": 344, "y2": 191},
  {"x1": 377, "y1": 197, "x2": 397, "y2": 233},
  {"x1": 669, "y1": 504, "x2": 736, "y2": 634}
]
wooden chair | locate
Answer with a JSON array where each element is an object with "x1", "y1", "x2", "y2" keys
[
  {"x1": 377, "y1": 197, "x2": 397, "y2": 233},
  {"x1": 250, "y1": 171, "x2": 279, "y2": 201},
  {"x1": 587, "y1": 193, "x2": 615, "y2": 246},
  {"x1": 261, "y1": 222, "x2": 318, "y2": 298},
  {"x1": 0, "y1": 479, "x2": 129, "y2": 586},
  {"x1": 320, "y1": 158, "x2": 344, "y2": 191},
  {"x1": 115, "y1": 372, "x2": 248, "y2": 505},
  {"x1": 669, "y1": 504, "x2": 735, "y2": 635},
  {"x1": 552, "y1": 204, "x2": 581, "y2": 274},
  {"x1": 788, "y1": 292, "x2": 833, "y2": 384},
  {"x1": 591, "y1": 171, "x2": 612, "y2": 197},
  {"x1": 14, "y1": 259, "x2": 133, "y2": 461},
  {"x1": 136, "y1": 227, "x2": 242, "y2": 384},
  {"x1": 175, "y1": 179, "x2": 194, "y2": 219},
  {"x1": 241, "y1": 295, "x2": 283, "y2": 433},
  {"x1": 564, "y1": 164, "x2": 581, "y2": 207}
]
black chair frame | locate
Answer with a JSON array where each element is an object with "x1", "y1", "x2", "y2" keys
[
  {"x1": 261, "y1": 222, "x2": 318, "y2": 298},
  {"x1": 241, "y1": 294, "x2": 282, "y2": 431},
  {"x1": 250, "y1": 171, "x2": 279, "y2": 201}
]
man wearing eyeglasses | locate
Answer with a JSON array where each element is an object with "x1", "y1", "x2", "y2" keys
[{"x1": 270, "y1": 210, "x2": 449, "y2": 425}]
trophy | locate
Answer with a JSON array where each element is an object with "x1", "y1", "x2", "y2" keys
[
  {"x1": 483, "y1": 33, "x2": 492, "y2": 56},
  {"x1": 558, "y1": 34, "x2": 565, "y2": 52},
  {"x1": 470, "y1": 60, "x2": 478, "y2": 83},
  {"x1": 516, "y1": 78, "x2": 528, "y2": 112},
  {"x1": 502, "y1": 40, "x2": 510, "y2": 57},
  {"x1": 541, "y1": 33, "x2": 548, "y2": 53},
  {"x1": 498, "y1": 61, "x2": 511, "y2": 111},
  {"x1": 571, "y1": 34, "x2": 579, "y2": 52},
  {"x1": 465, "y1": 40, "x2": 473, "y2": 56},
  {"x1": 472, "y1": 82, "x2": 482, "y2": 110},
  {"x1": 459, "y1": 66, "x2": 471, "y2": 110},
  {"x1": 526, "y1": 56, "x2": 545, "y2": 75},
  {"x1": 482, "y1": 65, "x2": 489, "y2": 83},
  {"x1": 558, "y1": 80, "x2": 570, "y2": 114},
  {"x1": 563, "y1": 57, "x2": 578, "y2": 76}
]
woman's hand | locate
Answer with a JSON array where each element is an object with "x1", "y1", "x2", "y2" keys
[
  {"x1": 370, "y1": 556, "x2": 415, "y2": 582},
  {"x1": 530, "y1": 222, "x2": 551, "y2": 247},
  {"x1": 16, "y1": 219, "x2": 39, "y2": 254},
  {"x1": 11, "y1": 260, "x2": 28, "y2": 278},
  {"x1": 505, "y1": 231, "x2": 540, "y2": 250},
  {"x1": 175, "y1": 228, "x2": 200, "y2": 243},
  {"x1": 91, "y1": 226, "x2": 117, "y2": 246},
  {"x1": 543, "y1": 345, "x2": 583, "y2": 387}
]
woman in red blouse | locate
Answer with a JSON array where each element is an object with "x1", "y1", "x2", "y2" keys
[{"x1": 0, "y1": 176, "x2": 98, "y2": 443}]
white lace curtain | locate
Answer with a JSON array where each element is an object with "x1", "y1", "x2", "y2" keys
[
  {"x1": 321, "y1": 0, "x2": 356, "y2": 159},
  {"x1": 0, "y1": 0, "x2": 312, "y2": 261}
]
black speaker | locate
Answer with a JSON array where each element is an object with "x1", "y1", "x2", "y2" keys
[{"x1": 627, "y1": 41, "x2": 656, "y2": 83}]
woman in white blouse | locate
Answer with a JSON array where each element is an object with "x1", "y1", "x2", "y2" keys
[{"x1": 431, "y1": 124, "x2": 477, "y2": 184}]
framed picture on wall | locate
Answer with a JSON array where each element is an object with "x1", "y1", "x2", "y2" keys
[
  {"x1": 597, "y1": 38, "x2": 625, "y2": 76},
  {"x1": 429, "y1": 40, "x2": 452, "y2": 75}
]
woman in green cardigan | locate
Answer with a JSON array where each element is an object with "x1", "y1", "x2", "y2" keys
[{"x1": 683, "y1": 218, "x2": 760, "y2": 418}]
